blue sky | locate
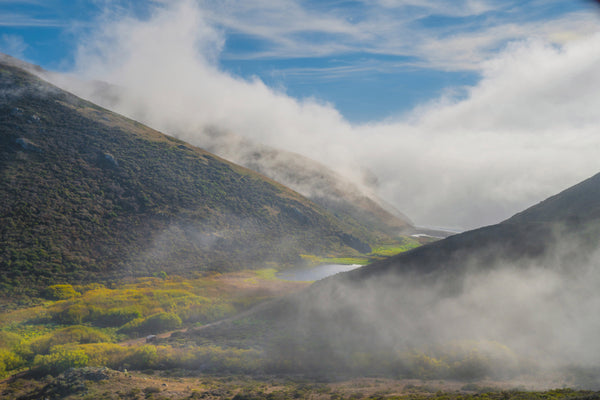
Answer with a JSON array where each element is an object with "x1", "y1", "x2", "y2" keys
[{"x1": 1, "y1": 0, "x2": 597, "y2": 123}]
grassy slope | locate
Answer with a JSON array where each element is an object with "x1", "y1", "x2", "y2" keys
[{"x1": 0, "y1": 60, "x2": 389, "y2": 295}]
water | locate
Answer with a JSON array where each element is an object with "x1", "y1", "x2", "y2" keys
[{"x1": 277, "y1": 264, "x2": 363, "y2": 281}]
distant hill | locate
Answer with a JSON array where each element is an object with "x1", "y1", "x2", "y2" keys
[
  {"x1": 185, "y1": 171, "x2": 600, "y2": 379},
  {"x1": 0, "y1": 56, "x2": 388, "y2": 294},
  {"x1": 200, "y1": 128, "x2": 413, "y2": 238}
]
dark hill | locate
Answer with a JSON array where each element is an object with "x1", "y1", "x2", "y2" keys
[
  {"x1": 347, "y1": 171, "x2": 600, "y2": 281},
  {"x1": 0, "y1": 57, "x2": 379, "y2": 294},
  {"x1": 35, "y1": 69, "x2": 413, "y2": 240},
  {"x1": 184, "y1": 171, "x2": 600, "y2": 380}
]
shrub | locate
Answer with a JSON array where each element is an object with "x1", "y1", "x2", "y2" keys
[
  {"x1": 44, "y1": 284, "x2": 81, "y2": 300},
  {"x1": 93, "y1": 307, "x2": 142, "y2": 327},
  {"x1": 118, "y1": 312, "x2": 181, "y2": 336},
  {"x1": 125, "y1": 345, "x2": 158, "y2": 369},
  {"x1": 28, "y1": 326, "x2": 112, "y2": 355},
  {"x1": 33, "y1": 346, "x2": 89, "y2": 375},
  {"x1": 0, "y1": 331, "x2": 22, "y2": 349},
  {"x1": 0, "y1": 349, "x2": 24, "y2": 377},
  {"x1": 79, "y1": 343, "x2": 129, "y2": 369}
]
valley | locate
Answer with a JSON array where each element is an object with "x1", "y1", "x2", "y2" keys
[{"x1": 3, "y1": 50, "x2": 600, "y2": 400}]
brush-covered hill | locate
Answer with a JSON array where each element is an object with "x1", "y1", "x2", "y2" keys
[
  {"x1": 39, "y1": 71, "x2": 414, "y2": 239},
  {"x1": 183, "y1": 172, "x2": 600, "y2": 382},
  {"x1": 0, "y1": 56, "x2": 388, "y2": 295}
]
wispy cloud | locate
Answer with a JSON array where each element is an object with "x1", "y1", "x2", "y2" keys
[
  {"x1": 0, "y1": 13, "x2": 64, "y2": 27},
  {"x1": 0, "y1": 33, "x2": 27, "y2": 57},
  {"x1": 196, "y1": 0, "x2": 600, "y2": 78},
  {"x1": 414, "y1": 11, "x2": 600, "y2": 70}
]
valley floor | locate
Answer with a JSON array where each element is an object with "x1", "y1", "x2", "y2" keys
[{"x1": 2, "y1": 369, "x2": 598, "y2": 400}]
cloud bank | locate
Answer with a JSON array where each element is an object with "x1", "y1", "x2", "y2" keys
[{"x1": 49, "y1": 0, "x2": 600, "y2": 230}]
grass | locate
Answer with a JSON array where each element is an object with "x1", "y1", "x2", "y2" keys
[
  {"x1": 369, "y1": 239, "x2": 421, "y2": 257},
  {"x1": 299, "y1": 236, "x2": 423, "y2": 266},
  {"x1": 252, "y1": 268, "x2": 279, "y2": 281}
]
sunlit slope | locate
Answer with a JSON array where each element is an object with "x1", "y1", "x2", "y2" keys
[
  {"x1": 202, "y1": 129, "x2": 413, "y2": 238},
  {"x1": 0, "y1": 58, "x2": 379, "y2": 292}
]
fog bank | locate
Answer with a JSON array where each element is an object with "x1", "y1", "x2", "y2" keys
[{"x1": 47, "y1": 0, "x2": 600, "y2": 230}]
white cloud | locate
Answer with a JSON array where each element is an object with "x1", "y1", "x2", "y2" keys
[
  {"x1": 48, "y1": 0, "x2": 600, "y2": 230},
  {"x1": 416, "y1": 11, "x2": 600, "y2": 71}
]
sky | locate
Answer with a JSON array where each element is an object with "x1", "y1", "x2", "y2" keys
[{"x1": 2, "y1": 0, "x2": 600, "y2": 229}]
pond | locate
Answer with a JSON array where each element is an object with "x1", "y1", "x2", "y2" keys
[{"x1": 277, "y1": 264, "x2": 363, "y2": 281}]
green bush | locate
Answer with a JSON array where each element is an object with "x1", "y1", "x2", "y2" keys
[
  {"x1": 79, "y1": 343, "x2": 129, "y2": 369},
  {"x1": 0, "y1": 349, "x2": 24, "y2": 377},
  {"x1": 93, "y1": 307, "x2": 142, "y2": 327},
  {"x1": 118, "y1": 312, "x2": 182, "y2": 336},
  {"x1": 44, "y1": 284, "x2": 81, "y2": 300},
  {"x1": 125, "y1": 345, "x2": 158, "y2": 369},
  {"x1": 28, "y1": 326, "x2": 112, "y2": 355},
  {"x1": 33, "y1": 346, "x2": 89, "y2": 375},
  {"x1": 0, "y1": 331, "x2": 22, "y2": 349}
]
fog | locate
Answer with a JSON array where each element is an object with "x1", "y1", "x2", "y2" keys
[
  {"x1": 40, "y1": 0, "x2": 600, "y2": 230},
  {"x1": 245, "y1": 219, "x2": 600, "y2": 386}
]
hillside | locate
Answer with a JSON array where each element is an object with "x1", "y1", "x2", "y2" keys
[
  {"x1": 181, "y1": 171, "x2": 600, "y2": 382},
  {"x1": 0, "y1": 57, "x2": 386, "y2": 295},
  {"x1": 37, "y1": 71, "x2": 414, "y2": 239},
  {"x1": 200, "y1": 128, "x2": 413, "y2": 238},
  {"x1": 348, "y1": 171, "x2": 600, "y2": 280}
]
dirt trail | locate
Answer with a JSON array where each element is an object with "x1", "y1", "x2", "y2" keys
[
  {"x1": 119, "y1": 328, "x2": 189, "y2": 347},
  {"x1": 118, "y1": 300, "x2": 274, "y2": 347}
]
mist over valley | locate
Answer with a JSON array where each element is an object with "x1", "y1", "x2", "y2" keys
[{"x1": 2, "y1": 1, "x2": 600, "y2": 398}]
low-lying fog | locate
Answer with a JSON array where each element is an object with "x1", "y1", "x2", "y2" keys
[{"x1": 246, "y1": 221, "x2": 600, "y2": 388}]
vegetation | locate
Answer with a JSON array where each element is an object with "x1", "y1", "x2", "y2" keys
[
  {"x1": 0, "y1": 269, "x2": 529, "y2": 382},
  {"x1": 0, "y1": 60, "x2": 411, "y2": 296},
  {"x1": 0, "y1": 270, "x2": 309, "y2": 378},
  {"x1": 1, "y1": 369, "x2": 598, "y2": 400},
  {"x1": 299, "y1": 236, "x2": 423, "y2": 266}
]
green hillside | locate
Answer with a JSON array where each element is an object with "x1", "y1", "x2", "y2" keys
[{"x1": 0, "y1": 59, "x2": 382, "y2": 295}]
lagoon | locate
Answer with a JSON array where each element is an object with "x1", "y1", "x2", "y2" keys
[{"x1": 277, "y1": 264, "x2": 363, "y2": 281}]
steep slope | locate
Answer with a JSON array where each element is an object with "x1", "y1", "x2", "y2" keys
[
  {"x1": 38, "y1": 69, "x2": 414, "y2": 240},
  {"x1": 0, "y1": 57, "x2": 377, "y2": 294},
  {"x1": 185, "y1": 172, "x2": 600, "y2": 379}
]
